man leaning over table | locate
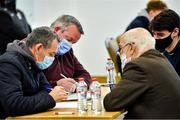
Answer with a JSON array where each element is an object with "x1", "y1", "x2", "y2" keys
[
  {"x1": 0, "y1": 26, "x2": 67, "y2": 119},
  {"x1": 103, "y1": 28, "x2": 180, "y2": 119},
  {"x1": 43, "y1": 15, "x2": 92, "y2": 93}
]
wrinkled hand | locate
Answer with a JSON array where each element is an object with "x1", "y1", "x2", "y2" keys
[
  {"x1": 49, "y1": 86, "x2": 67, "y2": 102},
  {"x1": 56, "y1": 78, "x2": 77, "y2": 93}
]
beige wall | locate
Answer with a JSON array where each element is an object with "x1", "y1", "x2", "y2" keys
[{"x1": 17, "y1": 0, "x2": 180, "y2": 76}]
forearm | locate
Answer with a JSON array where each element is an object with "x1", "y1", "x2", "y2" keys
[{"x1": 1, "y1": 91, "x2": 55, "y2": 116}]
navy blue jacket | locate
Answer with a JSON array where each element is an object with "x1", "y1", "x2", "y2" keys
[
  {"x1": 125, "y1": 16, "x2": 150, "y2": 32},
  {"x1": 0, "y1": 40, "x2": 55, "y2": 118}
]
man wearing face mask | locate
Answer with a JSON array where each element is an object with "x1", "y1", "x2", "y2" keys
[
  {"x1": 115, "y1": 0, "x2": 168, "y2": 75},
  {"x1": 43, "y1": 15, "x2": 92, "y2": 92},
  {"x1": 0, "y1": 27, "x2": 67, "y2": 119},
  {"x1": 150, "y1": 9, "x2": 180, "y2": 76},
  {"x1": 103, "y1": 28, "x2": 180, "y2": 119}
]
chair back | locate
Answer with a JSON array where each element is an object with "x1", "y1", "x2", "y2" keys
[{"x1": 105, "y1": 37, "x2": 121, "y2": 80}]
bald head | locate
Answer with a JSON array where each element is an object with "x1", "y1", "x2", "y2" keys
[{"x1": 118, "y1": 28, "x2": 155, "y2": 57}]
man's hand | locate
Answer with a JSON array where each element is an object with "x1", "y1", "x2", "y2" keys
[
  {"x1": 56, "y1": 78, "x2": 77, "y2": 92},
  {"x1": 49, "y1": 86, "x2": 67, "y2": 102}
]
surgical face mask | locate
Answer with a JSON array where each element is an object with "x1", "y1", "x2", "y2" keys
[
  {"x1": 120, "y1": 54, "x2": 127, "y2": 71},
  {"x1": 56, "y1": 39, "x2": 72, "y2": 55},
  {"x1": 120, "y1": 53, "x2": 132, "y2": 72},
  {"x1": 36, "y1": 56, "x2": 55, "y2": 70},
  {"x1": 155, "y1": 33, "x2": 173, "y2": 51}
]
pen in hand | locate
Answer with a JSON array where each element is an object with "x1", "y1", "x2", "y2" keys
[
  {"x1": 46, "y1": 87, "x2": 53, "y2": 92},
  {"x1": 60, "y1": 73, "x2": 67, "y2": 79},
  {"x1": 60, "y1": 73, "x2": 78, "y2": 86}
]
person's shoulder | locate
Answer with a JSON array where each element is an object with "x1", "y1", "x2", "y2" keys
[
  {"x1": 0, "y1": 8, "x2": 10, "y2": 14},
  {"x1": 136, "y1": 16, "x2": 149, "y2": 22},
  {"x1": 127, "y1": 50, "x2": 162, "y2": 67},
  {"x1": 0, "y1": 52, "x2": 21, "y2": 64},
  {"x1": 16, "y1": 9, "x2": 26, "y2": 18},
  {"x1": 16, "y1": 9, "x2": 24, "y2": 15},
  {"x1": 0, "y1": 8, "x2": 14, "y2": 20},
  {"x1": 131, "y1": 16, "x2": 149, "y2": 26},
  {"x1": 126, "y1": 16, "x2": 149, "y2": 31}
]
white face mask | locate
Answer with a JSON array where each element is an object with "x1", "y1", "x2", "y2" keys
[
  {"x1": 120, "y1": 53, "x2": 131, "y2": 72},
  {"x1": 120, "y1": 54, "x2": 127, "y2": 71}
]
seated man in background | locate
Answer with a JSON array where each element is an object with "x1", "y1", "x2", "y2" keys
[
  {"x1": 116, "y1": 0, "x2": 167, "y2": 74},
  {"x1": 150, "y1": 9, "x2": 180, "y2": 76},
  {"x1": 125, "y1": 0, "x2": 167, "y2": 32},
  {"x1": 0, "y1": 0, "x2": 32, "y2": 55},
  {"x1": 0, "y1": 27, "x2": 67, "y2": 119},
  {"x1": 104, "y1": 28, "x2": 180, "y2": 119},
  {"x1": 43, "y1": 15, "x2": 92, "y2": 92}
]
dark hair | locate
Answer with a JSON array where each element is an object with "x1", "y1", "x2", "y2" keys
[
  {"x1": 146, "y1": 0, "x2": 167, "y2": 13},
  {"x1": 26, "y1": 26, "x2": 59, "y2": 48},
  {"x1": 149, "y1": 9, "x2": 180, "y2": 36},
  {"x1": 51, "y1": 15, "x2": 84, "y2": 34}
]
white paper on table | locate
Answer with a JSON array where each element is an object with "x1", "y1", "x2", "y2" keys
[
  {"x1": 55, "y1": 101, "x2": 77, "y2": 108},
  {"x1": 66, "y1": 92, "x2": 91, "y2": 101}
]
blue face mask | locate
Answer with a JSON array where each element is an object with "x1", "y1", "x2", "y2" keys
[
  {"x1": 36, "y1": 56, "x2": 55, "y2": 70},
  {"x1": 56, "y1": 39, "x2": 72, "y2": 55}
]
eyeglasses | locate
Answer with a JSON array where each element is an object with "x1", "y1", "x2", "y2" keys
[
  {"x1": 119, "y1": 42, "x2": 134, "y2": 55},
  {"x1": 119, "y1": 43, "x2": 131, "y2": 50}
]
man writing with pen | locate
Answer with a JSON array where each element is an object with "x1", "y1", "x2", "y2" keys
[
  {"x1": 43, "y1": 15, "x2": 92, "y2": 92},
  {"x1": 0, "y1": 27, "x2": 68, "y2": 118}
]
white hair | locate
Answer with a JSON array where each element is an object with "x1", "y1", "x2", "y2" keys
[{"x1": 121, "y1": 28, "x2": 155, "y2": 55}]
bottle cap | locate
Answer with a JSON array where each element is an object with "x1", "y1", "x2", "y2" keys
[
  {"x1": 78, "y1": 77, "x2": 85, "y2": 81},
  {"x1": 92, "y1": 77, "x2": 97, "y2": 81},
  {"x1": 107, "y1": 58, "x2": 112, "y2": 60}
]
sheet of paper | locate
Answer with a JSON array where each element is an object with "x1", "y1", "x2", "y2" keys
[
  {"x1": 55, "y1": 101, "x2": 77, "y2": 108},
  {"x1": 67, "y1": 92, "x2": 91, "y2": 101},
  {"x1": 67, "y1": 93, "x2": 78, "y2": 101}
]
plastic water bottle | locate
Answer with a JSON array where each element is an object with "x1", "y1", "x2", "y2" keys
[
  {"x1": 106, "y1": 58, "x2": 116, "y2": 85},
  {"x1": 77, "y1": 77, "x2": 88, "y2": 113},
  {"x1": 90, "y1": 78, "x2": 102, "y2": 114}
]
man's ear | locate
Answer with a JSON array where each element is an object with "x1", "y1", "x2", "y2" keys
[
  {"x1": 173, "y1": 27, "x2": 179, "y2": 37},
  {"x1": 54, "y1": 26, "x2": 61, "y2": 32},
  {"x1": 129, "y1": 43, "x2": 136, "y2": 55},
  {"x1": 34, "y1": 43, "x2": 44, "y2": 54}
]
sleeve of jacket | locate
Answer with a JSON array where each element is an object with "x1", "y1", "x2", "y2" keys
[
  {"x1": 103, "y1": 61, "x2": 149, "y2": 111},
  {"x1": 0, "y1": 62, "x2": 56, "y2": 117},
  {"x1": 73, "y1": 54, "x2": 92, "y2": 86},
  {"x1": 38, "y1": 72, "x2": 53, "y2": 92}
]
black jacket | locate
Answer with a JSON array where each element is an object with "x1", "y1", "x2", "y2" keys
[
  {"x1": 163, "y1": 41, "x2": 180, "y2": 77},
  {"x1": 0, "y1": 40, "x2": 55, "y2": 118},
  {"x1": 125, "y1": 9, "x2": 150, "y2": 32},
  {"x1": 0, "y1": 7, "x2": 31, "y2": 55},
  {"x1": 104, "y1": 49, "x2": 180, "y2": 119},
  {"x1": 125, "y1": 16, "x2": 149, "y2": 32}
]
